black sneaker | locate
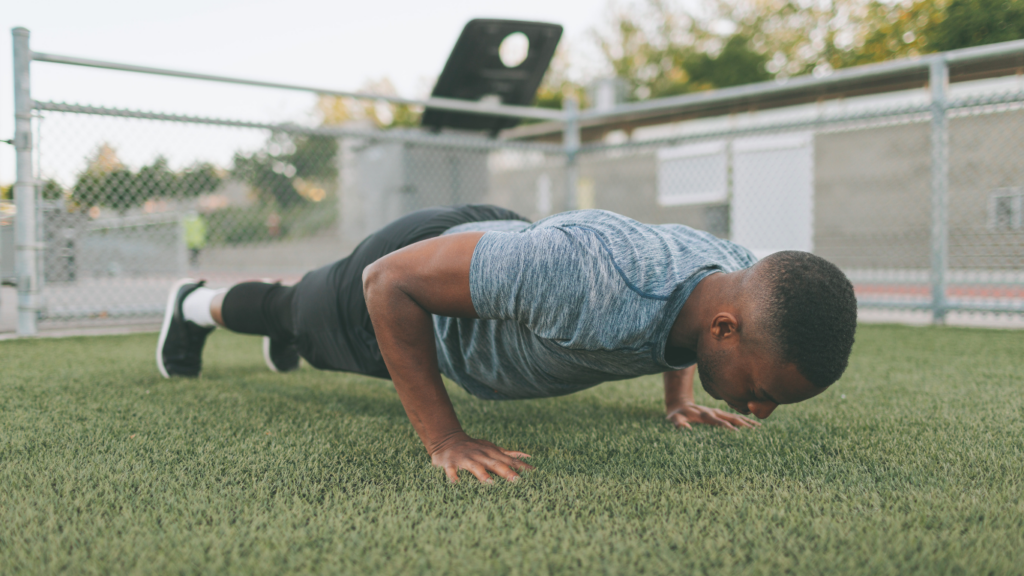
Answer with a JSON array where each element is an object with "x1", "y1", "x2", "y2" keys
[
  {"x1": 263, "y1": 336, "x2": 300, "y2": 373},
  {"x1": 156, "y1": 278, "x2": 215, "y2": 378}
]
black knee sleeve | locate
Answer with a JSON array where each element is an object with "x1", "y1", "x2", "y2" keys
[{"x1": 221, "y1": 282, "x2": 296, "y2": 343}]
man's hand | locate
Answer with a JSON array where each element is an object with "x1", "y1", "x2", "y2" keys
[
  {"x1": 430, "y1": 432, "x2": 533, "y2": 484},
  {"x1": 667, "y1": 402, "x2": 760, "y2": 431},
  {"x1": 663, "y1": 366, "x2": 759, "y2": 431}
]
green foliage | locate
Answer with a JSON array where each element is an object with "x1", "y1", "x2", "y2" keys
[
  {"x1": 40, "y1": 180, "x2": 64, "y2": 201},
  {"x1": 928, "y1": 0, "x2": 1024, "y2": 51},
  {"x1": 231, "y1": 133, "x2": 338, "y2": 208},
  {"x1": 1, "y1": 184, "x2": 13, "y2": 201},
  {"x1": 831, "y1": 0, "x2": 945, "y2": 68},
  {"x1": 2, "y1": 325, "x2": 1024, "y2": 574},
  {"x1": 532, "y1": 46, "x2": 589, "y2": 111},
  {"x1": 595, "y1": 0, "x2": 1024, "y2": 104},
  {"x1": 597, "y1": 1, "x2": 775, "y2": 101},
  {"x1": 533, "y1": 81, "x2": 587, "y2": 110},
  {"x1": 317, "y1": 79, "x2": 422, "y2": 130},
  {"x1": 71, "y1": 154, "x2": 222, "y2": 213},
  {"x1": 388, "y1": 103, "x2": 423, "y2": 128},
  {"x1": 686, "y1": 35, "x2": 772, "y2": 89}
]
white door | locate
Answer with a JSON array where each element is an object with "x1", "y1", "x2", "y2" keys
[{"x1": 731, "y1": 133, "x2": 814, "y2": 259}]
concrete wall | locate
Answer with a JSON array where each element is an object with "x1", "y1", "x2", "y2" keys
[
  {"x1": 577, "y1": 151, "x2": 712, "y2": 231},
  {"x1": 329, "y1": 109, "x2": 1023, "y2": 271},
  {"x1": 815, "y1": 110, "x2": 1024, "y2": 270},
  {"x1": 486, "y1": 156, "x2": 568, "y2": 222},
  {"x1": 341, "y1": 141, "x2": 490, "y2": 242},
  {"x1": 503, "y1": 108, "x2": 1023, "y2": 271},
  {"x1": 814, "y1": 122, "x2": 932, "y2": 269},
  {"x1": 947, "y1": 110, "x2": 1024, "y2": 270}
]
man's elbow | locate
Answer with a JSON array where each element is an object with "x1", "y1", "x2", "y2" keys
[{"x1": 362, "y1": 259, "x2": 387, "y2": 302}]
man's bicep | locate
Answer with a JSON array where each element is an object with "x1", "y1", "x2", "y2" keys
[{"x1": 362, "y1": 231, "x2": 484, "y2": 318}]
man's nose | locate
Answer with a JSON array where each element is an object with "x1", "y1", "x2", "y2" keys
[{"x1": 746, "y1": 401, "x2": 777, "y2": 420}]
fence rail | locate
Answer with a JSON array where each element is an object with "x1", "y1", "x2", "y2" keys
[{"x1": 7, "y1": 27, "x2": 1024, "y2": 335}]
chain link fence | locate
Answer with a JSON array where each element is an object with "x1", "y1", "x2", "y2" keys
[
  {"x1": 25, "y1": 108, "x2": 337, "y2": 321},
  {"x1": 573, "y1": 89, "x2": 1024, "y2": 325},
  {"x1": 5, "y1": 40, "x2": 1024, "y2": 332},
  {"x1": 16, "y1": 104, "x2": 566, "y2": 326}
]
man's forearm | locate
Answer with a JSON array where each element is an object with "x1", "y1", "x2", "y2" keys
[
  {"x1": 663, "y1": 365, "x2": 697, "y2": 412},
  {"x1": 359, "y1": 232, "x2": 531, "y2": 484},
  {"x1": 363, "y1": 267, "x2": 465, "y2": 455}
]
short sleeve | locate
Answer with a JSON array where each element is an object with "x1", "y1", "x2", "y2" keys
[{"x1": 470, "y1": 228, "x2": 612, "y2": 343}]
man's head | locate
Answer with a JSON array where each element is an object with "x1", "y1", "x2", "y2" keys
[{"x1": 695, "y1": 251, "x2": 857, "y2": 419}]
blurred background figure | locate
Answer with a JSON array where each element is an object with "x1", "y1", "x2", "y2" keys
[{"x1": 184, "y1": 213, "x2": 206, "y2": 268}]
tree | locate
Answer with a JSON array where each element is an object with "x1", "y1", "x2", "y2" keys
[
  {"x1": 595, "y1": 0, "x2": 772, "y2": 101},
  {"x1": 41, "y1": 179, "x2": 64, "y2": 201},
  {"x1": 179, "y1": 163, "x2": 223, "y2": 198},
  {"x1": 71, "y1": 145, "x2": 222, "y2": 213},
  {"x1": 533, "y1": 45, "x2": 588, "y2": 110},
  {"x1": 591, "y1": 0, "x2": 1024, "y2": 104},
  {"x1": 928, "y1": 0, "x2": 1024, "y2": 51},
  {"x1": 231, "y1": 133, "x2": 338, "y2": 208},
  {"x1": 135, "y1": 156, "x2": 177, "y2": 199},
  {"x1": 686, "y1": 34, "x2": 772, "y2": 89},
  {"x1": 317, "y1": 77, "x2": 421, "y2": 129}
]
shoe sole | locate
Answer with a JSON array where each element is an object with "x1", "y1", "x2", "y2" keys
[
  {"x1": 262, "y1": 336, "x2": 281, "y2": 373},
  {"x1": 263, "y1": 336, "x2": 300, "y2": 373},
  {"x1": 259, "y1": 277, "x2": 297, "y2": 374},
  {"x1": 259, "y1": 278, "x2": 279, "y2": 373},
  {"x1": 156, "y1": 277, "x2": 198, "y2": 379}
]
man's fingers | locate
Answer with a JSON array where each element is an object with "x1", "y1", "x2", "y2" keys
[
  {"x1": 668, "y1": 413, "x2": 693, "y2": 430},
  {"x1": 725, "y1": 413, "x2": 757, "y2": 428},
  {"x1": 721, "y1": 410, "x2": 760, "y2": 428},
  {"x1": 495, "y1": 449, "x2": 534, "y2": 471},
  {"x1": 445, "y1": 466, "x2": 460, "y2": 484},
  {"x1": 490, "y1": 450, "x2": 533, "y2": 473},
  {"x1": 481, "y1": 458, "x2": 521, "y2": 483},
  {"x1": 705, "y1": 413, "x2": 738, "y2": 430},
  {"x1": 507, "y1": 459, "x2": 534, "y2": 471},
  {"x1": 464, "y1": 461, "x2": 494, "y2": 484},
  {"x1": 668, "y1": 407, "x2": 760, "y2": 431},
  {"x1": 435, "y1": 440, "x2": 538, "y2": 485}
]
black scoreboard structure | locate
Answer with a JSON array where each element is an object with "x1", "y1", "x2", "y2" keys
[{"x1": 421, "y1": 19, "x2": 563, "y2": 136}]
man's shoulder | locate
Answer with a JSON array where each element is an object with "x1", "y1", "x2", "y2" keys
[
  {"x1": 443, "y1": 219, "x2": 530, "y2": 236},
  {"x1": 532, "y1": 209, "x2": 640, "y2": 230},
  {"x1": 548, "y1": 211, "x2": 759, "y2": 278},
  {"x1": 534, "y1": 210, "x2": 716, "y2": 241}
]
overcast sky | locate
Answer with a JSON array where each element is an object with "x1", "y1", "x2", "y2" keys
[{"x1": 1, "y1": 0, "x2": 617, "y2": 186}]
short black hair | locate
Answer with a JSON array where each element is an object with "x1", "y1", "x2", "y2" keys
[{"x1": 753, "y1": 251, "x2": 857, "y2": 388}]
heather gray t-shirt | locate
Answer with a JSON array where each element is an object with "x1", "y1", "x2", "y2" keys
[{"x1": 433, "y1": 210, "x2": 757, "y2": 400}]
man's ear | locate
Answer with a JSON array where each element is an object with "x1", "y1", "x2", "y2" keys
[{"x1": 709, "y1": 312, "x2": 739, "y2": 341}]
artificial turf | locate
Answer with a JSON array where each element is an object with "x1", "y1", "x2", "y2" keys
[{"x1": 1, "y1": 324, "x2": 1022, "y2": 575}]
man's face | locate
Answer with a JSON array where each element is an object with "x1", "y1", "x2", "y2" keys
[{"x1": 695, "y1": 346, "x2": 824, "y2": 420}]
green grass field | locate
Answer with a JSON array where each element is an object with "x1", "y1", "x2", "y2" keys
[{"x1": 1, "y1": 325, "x2": 1022, "y2": 575}]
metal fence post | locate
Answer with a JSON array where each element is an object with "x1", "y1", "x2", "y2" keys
[
  {"x1": 563, "y1": 95, "x2": 580, "y2": 212},
  {"x1": 929, "y1": 57, "x2": 949, "y2": 325},
  {"x1": 12, "y1": 27, "x2": 40, "y2": 336}
]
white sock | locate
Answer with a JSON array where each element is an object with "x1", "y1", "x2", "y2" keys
[{"x1": 182, "y1": 286, "x2": 226, "y2": 328}]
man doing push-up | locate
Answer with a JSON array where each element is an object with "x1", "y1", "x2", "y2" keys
[{"x1": 157, "y1": 204, "x2": 858, "y2": 484}]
